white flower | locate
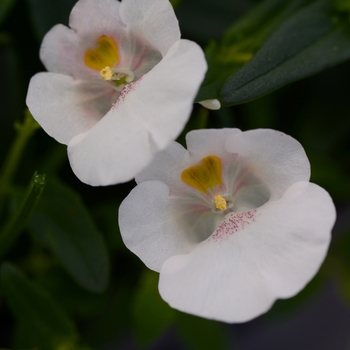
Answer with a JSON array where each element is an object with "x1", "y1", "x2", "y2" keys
[
  {"x1": 119, "y1": 128, "x2": 336, "y2": 323},
  {"x1": 26, "y1": 0, "x2": 207, "y2": 186}
]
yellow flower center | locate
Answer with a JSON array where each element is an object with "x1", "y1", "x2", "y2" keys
[
  {"x1": 100, "y1": 66, "x2": 114, "y2": 80},
  {"x1": 84, "y1": 36, "x2": 119, "y2": 71},
  {"x1": 214, "y1": 195, "x2": 227, "y2": 211},
  {"x1": 182, "y1": 155, "x2": 235, "y2": 213},
  {"x1": 181, "y1": 155, "x2": 223, "y2": 193}
]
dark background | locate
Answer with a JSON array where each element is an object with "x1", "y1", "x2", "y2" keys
[{"x1": 0, "y1": 0, "x2": 350, "y2": 349}]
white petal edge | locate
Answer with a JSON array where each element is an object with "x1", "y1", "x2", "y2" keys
[
  {"x1": 137, "y1": 129, "x2": 242, "y2": 196},
  {"x1": 26, "y1": 73, "x2": 113, "y2": 144},
  {"x1": 135, "y1": 141, "x2": 190, "y2": 189},
  {"x1": 225, "y1": 129, "x2": 311, "y2": 199},
  {"x1": 69, "y1": 0, "x2": 122, "y2": 36},
  {"x1": 119, "y1": 181, "x2": 197, "y2": 271},
  {"x1": 40, "y1": 24, "x2": 92, "y2": 79},
  {"x1": 120, "y1": 0, "x2": 180, "y2": 56},
  {"x1": 68, "y1": 39, "x2": 207, "y2": 186},
  {"x1": 159, "y1": 182, "x2": 335, "y2": 323},
  {"x1": 185, "y1": 128, "x2": 242, "y2": 161}
]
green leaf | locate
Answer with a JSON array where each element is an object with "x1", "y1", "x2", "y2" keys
[
  {"x1": 0, "y1": 110, "x2": 40, "y2": 207},
  {"x1": 175, "y1": 313, "x2": 230, "y2": 350},
  {"x1": 196, "y1": 0, "x2": 350, "y2": 105},
  {"x1": 0, "y1": 0, "x2": 17, "y2": 25},
  {"x1": 0, "y1": 171, "x2": 46, "y2": 258},
  {"x1": 221, "y1": 0, "x2": 350, "y2": 105},
  {"x1": 26, "y1": 0, "x2": 76, "y2": 40},
  {"x1": 131, "y1": 269, "x2": 176, "y2": 346},
  {"x1": 0, "y1": 262, "x2": 78, "y2": 349},
  {"x1": 28, "y1": 178, "x2": 110, "y2": 293},
  {"x1": 195, "y1": 0, "x2": 309, "y2": 102}
]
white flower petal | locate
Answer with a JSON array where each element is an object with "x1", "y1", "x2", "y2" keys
[
  {"x1": 199, "y1": 99, "x2": 221, "y2": 110},
  {"x1": 120, "y1": 0, "x2": 180, "y2": 56},
  {"x1": 69, "y1": 0, "x2": 122, "y2": 36},
  {"x1": 226, "y1": 129, "x2": 311, "y2": 199},
  {"x1": 159, "y1": 182, "x2": 335, "y2": 323},
  {"x1": 40, "y1": 24, "x2": 93, "y2": 79},
  {"x1": 40, "y1": 16, "x2": 157, "y2": 81},
  {"x1": 68, "y1": 39, "x2": 207, "y2": 185},
  {"x1": 41, "y1": 0, "x2": 129, "y2": 79},
  {"x1": 186, "y1": 128, "x2": 242, "y2": 160},
  {"x1": 135, "y1": 141, "x2": 190, "y2": 189},
  {"x1": 26, "y1": 73, "x2": 115, "y2": 144},
  {"x1": 119, "y1": 181, "x2": 196, "y2": 271},
  {"x1": 135, "y1": 129, "x2": 245, "y2": 196}
]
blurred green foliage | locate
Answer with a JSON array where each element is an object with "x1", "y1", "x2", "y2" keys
[
  {"x1": 0, "y1": 0, "x2": 17, "y2": 25},
  {"x1": 28, "y1": 177, "x2": 110, "y2": 293},
  {"x1": 131, "y1": 270, "x2": 176, "y2": 346},
  {"x1": 0, "y1": 0, "x2": 349, "y2": 349},
  {"x1": 0, "y1": 263, "x2": 79, "y2": 349},
  {"x1": 0, "y1": 171, "x2": 46, "y2": 257},
  {"x1": 196, "y1": 0, "x2": 350, "y2": 106}
]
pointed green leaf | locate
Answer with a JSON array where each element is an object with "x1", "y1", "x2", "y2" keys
[
  {"x1": 131, "y1": 270, "x2": 176, "y2": 346},
  {"x1": 221, "y1": 0, "x2": 350, "y2": 105},
  {"x1": 0, "y1": 263, "x2": 78, "y2": 349},
  {"x1": 195, "y1": 0, "x2": 309, "y2": 102},
  {"x1": 196, "y1": 0, "x2": 350, "y2": 105},
  {"x1": 0, "y1": 172, "x2": 46, "y2": 258},
  {"x1": 28, "y1": 178, "x2": 110, "y2": 292}
]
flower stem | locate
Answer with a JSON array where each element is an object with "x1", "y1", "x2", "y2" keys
[
  {"x1": 177, "y1": 107, "x2": 209, "y2": 147},
  {"x1": 0, "y1": 110, "x2": 40, "y2": 206},
  {"x1": 0, "y1": 171, "x2": 46, "y2": 258}
]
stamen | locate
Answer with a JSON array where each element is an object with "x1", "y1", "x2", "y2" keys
[
  {"x1": 99, "y1": 67, "x2": 135, "y2": 90},
  {"x1": 214, "y1": 195, "x2": 227, "y2": 211},
  {"x1": 100, "y1": 66, "x2": 114, "y2": 80},
  {"x1": 99, "y1": 67, "x2": 134, "y2": 81}
]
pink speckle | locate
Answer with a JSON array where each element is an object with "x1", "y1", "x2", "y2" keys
[
  {"x1": 112, "y1": 77, "x2": 142, "y2": 108},
  {"x1": 210, "y1": 210, "x2": 258, "y2": 243}
]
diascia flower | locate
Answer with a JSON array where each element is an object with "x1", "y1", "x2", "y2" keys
[
  {"x1": 119, "y1": 128, "x2": 336, "y2": 323},
  {"x1": 26, "y1": 0, "x2": 207, "y2": 186}
]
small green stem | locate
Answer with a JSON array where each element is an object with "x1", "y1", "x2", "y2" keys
[
  {"x1": 0, "y1": 172, "x2": 46, "y2": 258},
  {"x1": 177, "y1": 107, "x2": 209, "y2": 147},
  {"x1": 0, "y1": 110, "x2": 40, "y2": 210}
]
